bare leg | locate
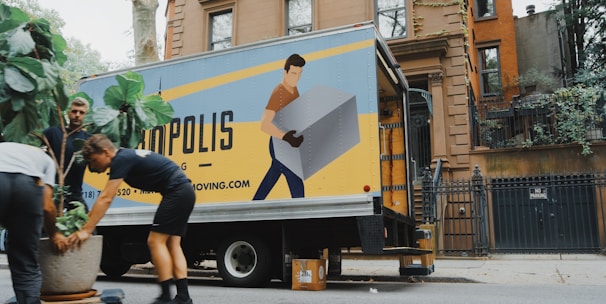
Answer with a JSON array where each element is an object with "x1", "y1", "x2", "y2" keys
[
  {"x1": 148, "y1": 231, "x2": 173, "y2": 281},
  {"x1": 167, "y1": 236, "x2": 187, "y2": 279}
]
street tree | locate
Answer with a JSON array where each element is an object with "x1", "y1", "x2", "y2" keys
[
  {"x1": 556, "y1": 0, "x2": 606, "y2": 81},
  {"x1": 132, "y1": 0, "x2": 160, "y2": 65}
]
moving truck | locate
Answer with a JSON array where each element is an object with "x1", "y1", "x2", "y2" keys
[{"x1": 78, "y1": 22, "x2": 433, "y2": 287}]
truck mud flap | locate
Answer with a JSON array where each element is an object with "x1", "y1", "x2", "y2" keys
[{"x1": 356, "y1": 215, "x2": 385, "y2": 254}]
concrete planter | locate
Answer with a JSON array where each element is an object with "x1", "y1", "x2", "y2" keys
[{"x1": 39, "y1": 235, "x2": 103, "y2": 295}]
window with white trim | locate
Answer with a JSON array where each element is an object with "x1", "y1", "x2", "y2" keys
[
  {"x1": 286, "y1": 0, "x2": 312, "y2": 36},
  {"x1": 210, "y1": 9, "x2": 232, "y2": 50},
  {"x1": 377, "y1": 0, "x2": 406, "y2": 39}
]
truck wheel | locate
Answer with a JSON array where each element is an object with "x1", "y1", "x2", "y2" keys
[
  {"x1": 328, "y1": 248, "x2": 342, "y2": 278},
  {"x1": 100, "y1": 238, "x2": 131, "y2": 278},
  {"x1": 217, "y1": 236, "x2": 272, "y2": 287}
]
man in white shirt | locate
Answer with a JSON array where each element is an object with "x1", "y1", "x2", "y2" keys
[{"x1": 0, "y1": 141, "x2": 69, "y2": 304}]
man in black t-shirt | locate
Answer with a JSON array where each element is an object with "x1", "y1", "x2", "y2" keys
[{"x1": 69, "y1": 134, "x2": 195, "y2": 304}]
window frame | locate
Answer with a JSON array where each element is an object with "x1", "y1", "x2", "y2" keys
[
  {"x1": 478, "y1": 46, "x2": 502, "y2": 97},
  {"x1": 375, "y1": 0, "x2": 407, "y2": 39},
  {"x1": 475, "y1": 0, "x2": 496, "y2": 19},
  {"x1": 209, "y1": 9, "x2": 233, "y2": 51},
  {"x1": 285, "y1": 0, "x2": 313, "y2": 36}
]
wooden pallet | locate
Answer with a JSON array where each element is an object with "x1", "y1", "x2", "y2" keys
[
  {"x1": 42, "y1": 296, "x2": 103, "y2": 304},
  {"x1": 40, "y1": 289, "x2": 123, "y2": 304}
]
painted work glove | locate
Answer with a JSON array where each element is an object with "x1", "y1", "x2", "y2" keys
[{"x1": 282, "y1": 130, "x2": 304, "y2": 147}]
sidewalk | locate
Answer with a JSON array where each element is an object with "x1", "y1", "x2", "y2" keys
[
  {"x1": 1, "y1": 253, "x2": 605, "y2": 285},
  {"x1": 339, "y1": 254, "x2": 606, "y2": 285}
]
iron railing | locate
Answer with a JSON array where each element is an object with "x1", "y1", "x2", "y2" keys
[
  {"x1": 471, "y1": 94, "x2": 606, "y2": 149},
  {"x1": 422, "y1": 167, "x2": 606, "y2": 256}
]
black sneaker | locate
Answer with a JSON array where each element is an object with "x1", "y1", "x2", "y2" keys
[
  {"x1": 168, "y1": 298, "x2": 193, "y2": 304},
  {"x1": 151, "y1": 297, "x2": 172, "y2": 304}
]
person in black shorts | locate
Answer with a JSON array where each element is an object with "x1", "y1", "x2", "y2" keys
[{"x1": 68, "y1": 134, "x2": 195, "y2": 304}]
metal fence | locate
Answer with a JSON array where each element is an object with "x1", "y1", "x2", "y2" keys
[
  {"x1": 422, "y1": 167, "x2": 606, "y2": 256},
  {"x1": 470, "y1": 94, "x2": 606, "y2": 149}
]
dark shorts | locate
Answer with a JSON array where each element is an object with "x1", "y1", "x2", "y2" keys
[{"x1": 151, "y1": 182, "x2": 195, "y2": 236}]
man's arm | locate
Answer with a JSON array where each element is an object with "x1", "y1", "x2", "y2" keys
[
  {"x1": 260, "y1": 109, "x2": 285, "y2": 138},
  {"x1": 260, "y1": 109, "x2": 304, "y2": 147},
  {"x1": 68, "y1": 178, "x2": 122, "y2": 247}
]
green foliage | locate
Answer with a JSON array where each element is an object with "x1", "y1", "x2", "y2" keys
[
  {"x1": 3, "y1": 0, "x2": 112, "y2": 94},
  {"x1": 85, "y1": 71, "x2": 174, "y2": 148},
  {"x1": 0, "y1": 3, "x2": 69, "y2": 143},
  {"x1": 55, "y1": 201, "x2": 88, "y2": 236},
  {"x1": 557, "y1": 0, "x2": 606, "y2": 75},
  {"x1": 517, "y1": 68, "x2": 559, "y2": 93},
  {"x1": 0, "y1": 3, "x2": 173, "y2": 219},
  {"x1": 550, "y1": 85, "x2": 603, "y2": 155}
]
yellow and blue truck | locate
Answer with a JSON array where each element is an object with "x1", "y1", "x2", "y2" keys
[{"x1": 79, "y1": 23, "x2": 433, "y2": 287}]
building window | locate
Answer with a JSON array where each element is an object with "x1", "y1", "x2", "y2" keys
[
  {"x1": 210, "y1": 9, "x2": 232, "y2": 50},
  {"x1": 376, "y1": 0, "x2": 406, "y2": 39},
  {"x1": 476, "y1": 0, "x2": 495, "y2": 18},
  {"x1": 478, "y1": 47, "x2": 501, "y2": 96},
  {"x1": 286, "y1": 0, "x2": 312, "y2": 36}
]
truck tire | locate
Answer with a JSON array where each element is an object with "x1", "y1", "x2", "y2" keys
[
  {"x1": 216, "y1": 236, "x2": 272, "y2": 287},
  {"x1": 100, "y1": 238, "x2": 132, "y2": 278}
]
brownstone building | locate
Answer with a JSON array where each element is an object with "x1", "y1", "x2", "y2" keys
[
  {"x1": 161, "y1": 0, "x2": 564, "y2": 180},
  {"x1": 161, "y1": 0, "x2": 606, "y2": 254}
]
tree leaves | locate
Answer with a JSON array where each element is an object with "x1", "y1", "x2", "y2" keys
[
  {"x1": 7, "y1": 24, "x2": 35, "y2": 56},
  {"x1": 0, "y1": 4, "x2": 68, "y2": 144},
  {"x1": 88, "y1": 71, "x2": 174, "y2": 148}
]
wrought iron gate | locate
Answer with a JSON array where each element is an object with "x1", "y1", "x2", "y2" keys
[
  {"x1": 490, "y1": 172, "x2": 602, "y2": 253},
  {"x1": 422, "y1": 167, "x2": 606, "y2": 255}
]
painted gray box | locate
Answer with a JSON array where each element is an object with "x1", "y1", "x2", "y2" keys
[{"x1": 272, "y1": 84, "x2": 359, "y2": 180}]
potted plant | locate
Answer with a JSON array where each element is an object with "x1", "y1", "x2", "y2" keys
[{"x1": 0, "y1": 4, "x2": 173, "y2": 297}]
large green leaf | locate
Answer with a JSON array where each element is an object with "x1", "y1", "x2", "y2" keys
[
  {"x1": 51, "y1": 33, "x2": 67, "y2": 65},
  {"x1": 100, "y1": 113, "x2": 126, "y2": 145},
  {"x1": 9, "y1": 56, "x2": 45, "y2": 77},
  {"x1": 50, "y1": 77, "x2": 69, "y2": 111},
  {"x1": 132, "y1": 99, "x2": 153, "y2": 129},
  {"x1": 88, "y1": 107, "x2": 120, "y2": 128},
  {"x1": 117, "y1": 73, "x2": 144, "y2": 100},
  {"x1": 143, "y1": 94, "x2": 174, "y2": 126},
  {"x1": 10, "y1": 94, "x2": 25, "y2": 111},
  {"x1": 8, "y1": 24, "x2": 35, "y2": 57},
  {"x1": 0, "y1": 5, "x2": 28, "y2": 33},
  {"x1": 102, "y1": 85, "x2": 126, "y2": 110},
  {"x1": 38, "y1": 98, "x2": 60, "y2": 128},
  {"x1": 4, "y1": 65, "x2": 35, "y2": 93},
  {"x1": 34, "y1": 60, "x2": 60, "y2": 91},
  {"x1": 3, "y1": 99, "x2": 41, "y2": 143}
]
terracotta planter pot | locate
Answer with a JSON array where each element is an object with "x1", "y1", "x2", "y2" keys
[{"x1": 39, "y1": 235, "x2": 103, "y2": 295}]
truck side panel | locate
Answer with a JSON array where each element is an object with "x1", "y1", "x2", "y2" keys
[{"x1": 79, "y1": 27, "x2": 384, "y2": 209}]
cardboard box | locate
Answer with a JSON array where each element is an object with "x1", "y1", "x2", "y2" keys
[
  {"x1": 292, "y1": 259, "x2": 327, "y2": 291},
  {"x1": 272, "y1": 85, "x2": 359, "y2": 180}
]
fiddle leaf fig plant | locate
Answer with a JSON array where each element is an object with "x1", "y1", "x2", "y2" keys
[
  {"x1": 86, "y1": 71, "x2": 174, "y2": 149},
  {"x1": 55, "y1": 202, "x2": 89, "y2": 237},
  {"x1": 0, "y1": 3, "x2": 69, "y2": 145},
  {"x1": 0, "y1": 4, "x2": 174, "y2": 234}
]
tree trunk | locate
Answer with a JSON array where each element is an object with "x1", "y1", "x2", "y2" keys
[{"x1": 132, "y1": 0, "x2": 160, "y2": 65}]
